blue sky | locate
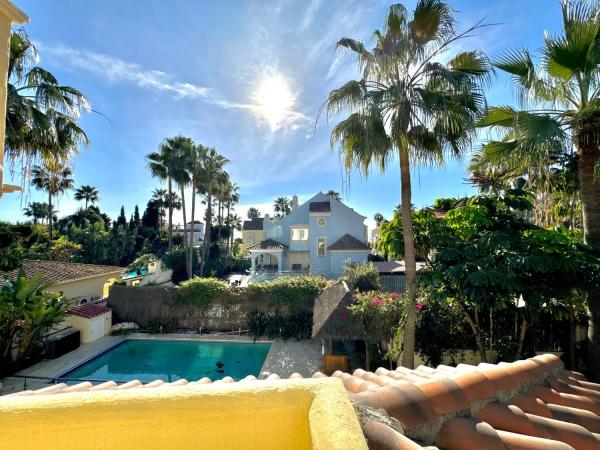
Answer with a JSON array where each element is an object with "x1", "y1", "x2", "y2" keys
[{"x1": 2, "y1": 0, "x2": 562, "y2": 230}]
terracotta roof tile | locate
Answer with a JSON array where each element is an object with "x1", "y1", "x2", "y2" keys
[
  {"x1": 6, "y1": 354, "x2": 600, "y2": 450},
  {"x1": 0, "y1": 259, "x2": 123, "y2": 286},
  {"x1": 67, "y1": 303, "x2": 111, "y2": 319}
]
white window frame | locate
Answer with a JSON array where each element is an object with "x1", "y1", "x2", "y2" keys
[
  {"x1": 317, "y1": 237, "x2": 327, "y2": 257},
  {"x1": 291, "y1": 226, "x2": 309, "y2": 242},
  {"x1": 246, "y1": 232, "x2": 254, "y2": 244}
]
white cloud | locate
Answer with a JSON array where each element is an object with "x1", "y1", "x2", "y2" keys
[
  {"x1": 301, "y1": 0, "x2": 322, "y2": 30},
  {"x1": 39, "y1": 44, "x2": 311, "y2": 133}
]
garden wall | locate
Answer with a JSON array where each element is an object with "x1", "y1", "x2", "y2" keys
[{"x1": 107, "y1": 285, "x2": 313, "y2": 332}]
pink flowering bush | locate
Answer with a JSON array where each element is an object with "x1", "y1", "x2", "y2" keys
[{"x1": 348, "y1": 291, "x2": 407, "y2": 345}]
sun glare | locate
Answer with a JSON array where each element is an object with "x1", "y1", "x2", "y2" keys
[{"x1": 252, "y1": 73, "x2": 296, "y2": 131}]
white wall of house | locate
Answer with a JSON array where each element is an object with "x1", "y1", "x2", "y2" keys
[{"x1": 65, "y1": 311, "x2": 112, "y2": 344}]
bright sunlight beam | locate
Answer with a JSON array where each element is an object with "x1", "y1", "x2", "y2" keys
[{"x1": 251, "y1": 72, "x2": 296, "y2": 131}]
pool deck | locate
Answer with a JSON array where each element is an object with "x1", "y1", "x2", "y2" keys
[{"x1": 0, "y1": 333, "x2": 323, "y2": 395}]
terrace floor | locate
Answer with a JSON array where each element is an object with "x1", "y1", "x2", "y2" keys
[{"x1": 0, "y1": 333, "x2": 323, "y2": 395}]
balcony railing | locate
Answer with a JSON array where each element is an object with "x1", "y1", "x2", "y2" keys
[{"x1": 249, "y1": 269, "x2": 332, "y2": 282}]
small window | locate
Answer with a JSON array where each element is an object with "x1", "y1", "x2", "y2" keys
[
  {"x1": 246, "y1": 233, "x2": 254, "y2": 244},
  {"x1": 317, "y1": 217, "x2": 326, "y2": 227},
  {"x1": 317, "y1": 237, "x2": 326, "y2": 257},
  {"x1": 291, "y1": 227, "x2": 309, "y2": 241}
]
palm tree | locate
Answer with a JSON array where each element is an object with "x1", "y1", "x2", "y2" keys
[
  {"x1": 185, "y1": 143, "x2": 208, "y2": 279},
  {"x1": 322, "y1": 1, "x2": 490, "y2": 368},
  {"x1": 374, "y1": 212, "x2": 385, "y2": 226},
  {"x1": 31, "y1": 161, "x2": 74, "y2": 239},
  {"x1": 227, "y1": 213, "x2": 243, "y2": 256},
  {"x1": 74, "y1": 185, "x2": 99, "y2": 209},
  {"x1": 199, "y1": 148, "x2": 229, "y2": 276},
  {"x1": 326, "y1": 190, "x2": 342, "y2": 201},
  {"x1": 474, "y1": 0, "x2": 600, "y2": 375},
  {"x1": 151, "y1": 188, "x2": 168, "y2": 228},
  {"x1": 23, "y1": 202, "x2": 50, "y2": 225},
  {"x1": 146, "y1": 139, "x2": 177, "y2": 251},
  {"x1": 247, "y1": 207, "x2": 261, "y2": 219},
  {"x1": 273, "y1": 196, "x2": 291, "y2": 218},
  {"x1": 4, "y1": 29, "x2": 89, "y2": 176},
  {"x1": 224, "y1": 183, "x2": 240, "y2": 255}
]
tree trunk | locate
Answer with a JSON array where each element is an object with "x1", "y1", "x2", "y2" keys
[
  {"x1": 517, "y1": 319, "x2": 527, "y2": 359},
  {"x1": 576, "y1": 138, "x2": 600, "y2": 380},
  {"x1": 167, "y1": 176, "x2": 173, "y2": 252},
  {"x1": 200, "y1": 187, "x2": 212, "y2": 277},
  {"x1": 226, "y1": 204, "x2": 231, "y2": 256},
  {"x1": 187, "y1": 178, "x2": 196, "y2": 280},
  {"x1": 48, "y1": 192, "x2": 53, "y2": 240},
  {"x1": 458, "y1": 303, "x2": 488, "y2": 363},
  {"x1": 180, "y1": 184, "x2": 188, "y2": 276},
  {"x1": 399, "y1": 147, "x2": 417, "y2": 369}
]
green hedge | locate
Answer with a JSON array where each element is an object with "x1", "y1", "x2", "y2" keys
[{"x1": 175, "y1": 275, "x2": 326, "y2": 309}]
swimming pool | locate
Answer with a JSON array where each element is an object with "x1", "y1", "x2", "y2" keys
[{"x1": 61, "y1": 339, "x2": 271, "y2": 383}]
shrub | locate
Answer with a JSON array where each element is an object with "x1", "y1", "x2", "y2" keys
[
  {"x1": 176, "y1": 277, "x2": 228, "y2": 306},
  {"x1": 343, "y1": 261, "x2": 381, "y2": 292},
  {"x1": 249, "y1": 275, "x2": 327, "y2": 309},
  {"x1": 348, "y1": 291, "x2": 406, "y2": 345},
  {"x1": 127, "y1": 253, "x2": 156, "y2": 271},
  {"x1": 163, "y1": 249, "x2": 198, "y2": 283}
]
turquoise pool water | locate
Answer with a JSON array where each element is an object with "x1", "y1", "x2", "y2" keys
[{"x1": 62, "y1": 340, "x2": 271, "y2": 382}]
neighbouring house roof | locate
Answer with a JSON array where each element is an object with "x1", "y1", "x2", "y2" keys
[
  {"x1": 372, "y1": 260, "x2": 427, "y2": 274},
  {"x1": 7, "y1": 354, "x2": 598, "y2": 450},
  {"x1": 247, "y1": 239, "x2": 288, "y2": 251},
  {"x1": 328, "y1": 234, "x2": 371, "y2": 251},
  {"x1": 0, "y1": 260, "x2": 124, "y2": 286},
  {"x1": 243, "y1": 217, "x2": 264, "y2": 231},
  {"x1": 67, "y1": 303, "x2": 111, "y2": 319},
  {"x1": 309, "y1": 201, "x2": 331, "y2": 213}
]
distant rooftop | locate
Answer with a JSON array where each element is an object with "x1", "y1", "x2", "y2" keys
[
  {"x1": 0, "y1": 260, "x2": 124, "y2": 286},
  {"x1": 243, "y1": 217, "x2": 264, "y2": 231}
]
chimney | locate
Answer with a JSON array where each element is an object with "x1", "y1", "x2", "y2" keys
[{"x1": 291, "y1": 195, "x2": 299, "y2": 211}]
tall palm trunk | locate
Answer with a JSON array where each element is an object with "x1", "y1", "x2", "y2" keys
[
  {"x1": 399, "y1": 147, "x2": 417, "y2": 369},
  {"x1": 179, "y1": 184, "x2": 188, "y2": 276},
  {"x1": 187, "y1": 178, "x2": 196, "y2": 280},
  {"x1": 577, "y1": 137, "x2": 600, "y2": 378},
  {"x1": 200, "y1": 186, "x2": 213, "y2": 277},
  {"x1": 85, "y1": 198, "x2": 88, "y2": 209},
  {"x1": 48, "y1": 192, "x2": 53, "y2": 240},
  {"x1": 167, "y1": 176, "x2": 173, "y2": 251},
  {"x1": 226, "y1": 204, "x2": 231, "y2": 256}
]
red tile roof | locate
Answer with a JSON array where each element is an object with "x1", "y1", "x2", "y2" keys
[
  {"x1": 1, "y1": 260, "x2": 124, "y2": 286},
  {"x1": 6, "y1": 354, "x2": 600, "y2": 449},
  {"x1": 67, "y1": 303, "x2": 111, "y2": 319}
]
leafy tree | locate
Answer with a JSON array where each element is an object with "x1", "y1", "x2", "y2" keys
[
  {"x1": 326, "y1": 190, "x2": 341, "y2": 201},
  {"x1": 322, "y1": 1, "x2": 491, "y2": 368},
  {"x1": 5, "y1": 29, "x2": 89, "y2": 172},
  {"x1": 132, "y1": 205, "x2": 141, "y2": 229},
  {"x1": 141, "y1": 200, "x2": 161, "y2": 231},
  {"x1": 373, "y1": 212, "x2": 385, "y2": 226},
  {"x1": 115, "y1": 206, "x2": 127, "y2": 229},
  {"x1": 247, "y1": 207, "x2": 261, "y2": 219},
  {"x1": 31, "y1": 161, "x2": 74, "y2": 240},
  {"x1": 0, "y1": 271, "x2": 68, "y2": 373},
  {"x1": 343, "y1": 261, "x2": 381, "y2": 292},
  {"x1": 273, "y1": 196, "x2": 291, "y2": 218},
  {"x1": 0, "y1": 222, "x2": 31, "y2": 271},
  {"x1": 74, "y1": 185, "x2": 99, "y2": 209}
]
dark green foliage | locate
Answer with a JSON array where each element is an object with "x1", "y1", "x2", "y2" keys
[
  {"x1": 343, "y1": 261, "x2": 381, "y2": 292},
  {"x1": 163, "y1": 249, "x2": 198, "y2": 283},
  {"x1": 415, "y1": 300, "x2": 474, "y2": 366},
  {"x1": 0, "y1": 222, "x2": 31, "y2": 271},
  {"x1": 249, "y1": 276, "x2": 327, "y2": 309},
  {"x1": 175, "y1": 277, "x2": 228, "y2": 306},
  {"x1": 247, "y1": 310, "x2": 313, "y2": 341},
  {"x1": 141, "y1": 200, "x2": 160, "y2": 230}
]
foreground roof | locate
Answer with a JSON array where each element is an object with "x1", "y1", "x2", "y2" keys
[
  {"x1": 247, "y1": 239, "x2": 288, "y2": 251},
  {"x1": 328, "y1": 234, "x2": 371, "y2": 251},
  {"x1": 7, "y1": 354, "x2": 599, "y2": 449},
  {"x1": 0, "y1": 260, "x2": 124, "y2": 286},
  {"x1": 243, "y1": 217, "x2": 264, "y2": 231}
]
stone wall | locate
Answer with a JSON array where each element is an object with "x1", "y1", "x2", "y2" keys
[{"x1": 107, "y1": 285, "x2": 311, "y2": 332}]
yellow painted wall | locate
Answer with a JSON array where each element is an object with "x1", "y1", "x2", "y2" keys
[
  {"x1": 0, "y1": 378, "x2": 367, "y2": 450},
  {"x1": 241, "y1": 229, "x2": 264, "y2": 252},
  {"x1": 288, "y1": 251, "x2": 310, "y2": 269},
  {"x1": 49, "y1": 272, "x2": 122, "y2": 300}
]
